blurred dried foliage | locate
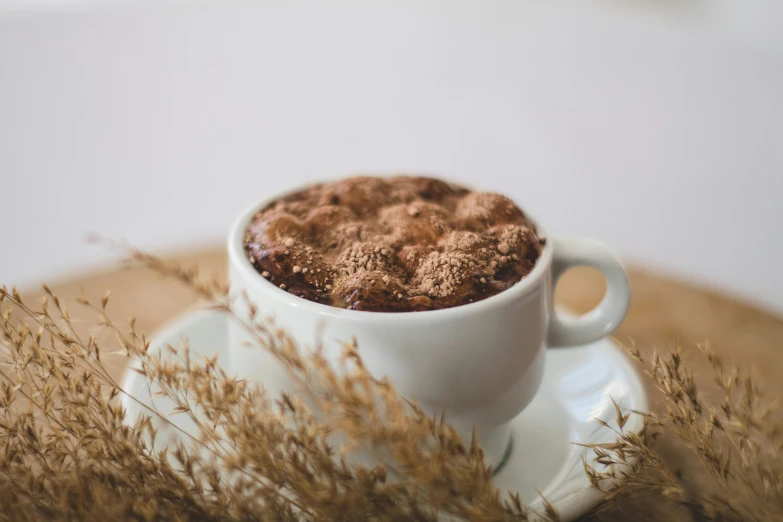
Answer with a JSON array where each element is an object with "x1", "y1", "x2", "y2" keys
[
  {"x1": 582, "y1": 341, "x2": 782, "y2": 522},
  {"x1": 0, "y1": 252, "x2": 780, "y2": 522}
]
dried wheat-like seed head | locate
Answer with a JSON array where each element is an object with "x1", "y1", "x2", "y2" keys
[{"x1": 0, "y1": 252, "x2": 550, "y2": 522}]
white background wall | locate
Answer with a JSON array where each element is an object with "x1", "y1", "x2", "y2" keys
[{"x1": 1, "y1": 0, "x2": 782, "y2": 313}]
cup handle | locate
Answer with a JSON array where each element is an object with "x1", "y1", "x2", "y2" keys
[{"x1": 547, "y1": 237, "x2": 631, "y2": 348}]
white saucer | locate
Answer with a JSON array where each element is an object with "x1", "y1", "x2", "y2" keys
[{"x1": 122, "y1": 310, "x2": 647, "y2": 521}]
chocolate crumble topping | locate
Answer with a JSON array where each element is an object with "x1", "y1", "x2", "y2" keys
[{"x1": 243, "y1": 176, "x2": 544, "y2": 312}]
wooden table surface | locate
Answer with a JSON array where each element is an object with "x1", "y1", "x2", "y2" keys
[{"x1": 18, "y1": 247, "x2": 783, "y2": 521}]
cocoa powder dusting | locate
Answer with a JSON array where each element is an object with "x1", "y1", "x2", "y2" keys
[{"x1": 243, "y1": 176, "x2": 544, "y2": 312}]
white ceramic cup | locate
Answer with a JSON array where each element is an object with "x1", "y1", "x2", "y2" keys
[{"x1": 227, "y1": 184, "x2": 631, "y2": 468}]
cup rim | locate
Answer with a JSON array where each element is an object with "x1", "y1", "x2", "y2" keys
[{"x1": 228, "y1": 180, "x2": 553, "y2": 322}]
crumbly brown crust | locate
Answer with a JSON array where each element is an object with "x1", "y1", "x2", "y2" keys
[{"x1": 243, "y1": 176, "x2": 544, "y2": 312}]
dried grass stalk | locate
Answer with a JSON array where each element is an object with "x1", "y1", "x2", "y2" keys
[
  {"x1": 582, "y1": 342, "x2": 783, "y2": 522},
  {"x1": 0, "y1": 252, "x2": 548, "y2": 522},
  {"x1": 1, "y1": 251, "x2": 781, "y2": 521}
]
